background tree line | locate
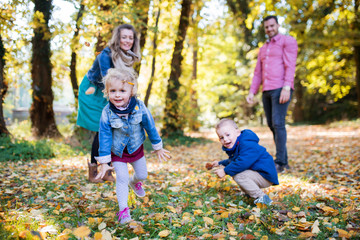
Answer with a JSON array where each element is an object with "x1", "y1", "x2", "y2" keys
[{"x1": 1, "y1": 0, "x2": 359, "y2": 139}]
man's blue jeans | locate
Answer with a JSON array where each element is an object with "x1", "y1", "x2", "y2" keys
[{"x1": 262, "y1": 88, "x2": 293, "y2": 166}]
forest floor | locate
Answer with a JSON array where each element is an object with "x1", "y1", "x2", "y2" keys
[{"x1": 1, "y1": 121, "x2": 360, "y2": 239}]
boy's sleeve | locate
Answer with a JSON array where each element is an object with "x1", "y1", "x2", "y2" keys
[
  {"x1": 95, "y1": 109, "x2": 112, "y2": 164},
  {"x1": 140, "y1": 102, "x2": 163, "y2": 150},
  {"x1": 219, "y1": 159, "x2": 230, "y2": 166},
  {"x1": 223, "y1": 142, "x2": 262, "y2": 176}
]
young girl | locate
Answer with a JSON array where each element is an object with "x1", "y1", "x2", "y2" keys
[
  {"x1": 76, "y1": 24, "x2": 141, "y2": 183},
  {"x1": 94, "y1": 68, "x2": 171, "y2": 224}
]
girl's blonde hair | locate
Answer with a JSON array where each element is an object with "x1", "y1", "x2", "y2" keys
[{"x1": 102, "y1": 68, "x2": 138, "y2": 99}]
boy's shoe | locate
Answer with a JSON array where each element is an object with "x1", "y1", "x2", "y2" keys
[
  {"x1": 117, "y1": 207, "x2": 132, "y2": 224},
  {"x1": 129, "y1": 180, "x2": 146, "y2": 198},
  {"x1": 254, "y1": 194, "x2": 273, "y2": 206}
]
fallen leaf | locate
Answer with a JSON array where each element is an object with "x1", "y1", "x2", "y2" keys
[
  {"x1": 73, "y1": 226, "x2": 90, "y2": 239},
  {"x1": 203, "y1": 217, "x2": 214, "y2": 225},
  {"x1": 158, "y1": 230, "x2": 171, "y2": 237}
]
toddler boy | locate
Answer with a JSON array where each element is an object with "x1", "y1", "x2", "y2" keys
[{"x1": 210, "y1": 118, "x2": 279, "y2": 206}]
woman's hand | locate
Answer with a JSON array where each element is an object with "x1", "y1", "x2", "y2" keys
[
  {"x1": 95, "y1": 164, "x2": 114, "y2": 180},
  {"x1": 152, "y1": 148, "x2": 171, "y2": 162},
  {"x1": 85, "y1": 86, "x2": 95, "y2": 95}
]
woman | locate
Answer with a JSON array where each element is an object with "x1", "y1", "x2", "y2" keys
[{"x1": 77, "y1": 24, "x2": 141, "y2": 183}]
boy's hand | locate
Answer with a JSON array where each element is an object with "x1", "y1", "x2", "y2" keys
[
  {"x1": 212, "y1": 161, "x2": 219, "y2": 167},
  {"x1": 214, "y1": 168, "x2": 226, "y2": 178},
  {"x1": 151, "y1": 148, "x2": 171, "y2": 162},
  {"x1": 95, "y1": 164, "x2": 114, "y2": 180},
  {"x1": 206, "y1": 161, "x2": 218, "y2": 170},
  {"x1": 85, "y1": 86, "x2": 95, "y2": 95}
]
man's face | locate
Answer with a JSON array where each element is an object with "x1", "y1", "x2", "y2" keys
[{"x1": 264, "y1": 18, "x2": 279, "y2": 39}]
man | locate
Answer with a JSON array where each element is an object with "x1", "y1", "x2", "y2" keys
[{"x1": 246, "y1": 15, "x2": 298, "y2": 173}]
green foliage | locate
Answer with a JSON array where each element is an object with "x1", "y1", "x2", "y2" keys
[
  {"x1": 143, "y1": 133, "x2": 212, "y2": 152},
  {"x1": 0, "y1": 135, "x2": 54, "y2": 161},
  {"x1": 1, "y1": 121, "x2": 88, "y2": 162}
]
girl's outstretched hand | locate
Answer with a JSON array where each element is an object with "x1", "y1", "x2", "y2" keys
[
  {"x1": 95, "y1": 163, "x2": 114, "y2": 180},
  {"x1": 152, "y1": 148, "x2": 171, "y2": 162}
]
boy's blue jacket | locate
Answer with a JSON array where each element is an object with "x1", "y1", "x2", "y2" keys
[
  {"x1": 95, "y1": 98, "x2": 162, "y2": 164},
  {"x1": 219, "y1": 129, "x2": 279, "y2": 185}
]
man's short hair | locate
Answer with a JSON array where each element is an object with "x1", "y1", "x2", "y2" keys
[
  {"x1": 263, "y1": 15, "x2": 278, "y2": 23},
  {"x1": 215, "y1": 118, "x2": 239, "y2": 130}
]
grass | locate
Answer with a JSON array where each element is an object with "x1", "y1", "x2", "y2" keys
[{"x1": 0, "y1": 120, "x2": 359, "y2": 239}]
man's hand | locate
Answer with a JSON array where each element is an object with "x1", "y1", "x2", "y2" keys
[
  {"x1": 214, "y1": 168, "x2": 226, "y2": 178},
  {"x1": 151, "y1": 148, "x2": 171, "y2": 162},
  {"x1": 95, "y1": 164, "x2": 114, "y2": 180},
  {"x1": 279, "y1": 88, "x2": 290, "y2": 104},
  {"x1": 246, "y1": 93, "x2": 255, "y2": 105}
]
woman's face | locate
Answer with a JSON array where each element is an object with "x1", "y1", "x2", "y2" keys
[{"x1": 119, "y1": 29, "x2": 135, "y2": 51}]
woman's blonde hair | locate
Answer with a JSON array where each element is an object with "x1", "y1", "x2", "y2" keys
[
  {"x1": 108, "y1": 24, "x2": 141, "y2": 70},
  {"x1": 102, "y1": 68, "x2": 138, "y2": 99}
]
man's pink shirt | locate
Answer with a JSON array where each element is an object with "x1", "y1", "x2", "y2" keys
[{"x1": 250, "y1": 33, "x2": 298, "y2": 95}]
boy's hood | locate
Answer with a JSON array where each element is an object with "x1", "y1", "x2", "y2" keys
[{"x1": 240, "y1": 129, "x2": 259, "y2": 143}]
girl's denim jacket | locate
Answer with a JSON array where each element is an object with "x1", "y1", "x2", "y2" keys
[
  {"x1": 95, "y1": 99, "x2": 162, "y2": 164},
  {"x1": 86, "y1": 47, "x2": 113, "y2": 89}
]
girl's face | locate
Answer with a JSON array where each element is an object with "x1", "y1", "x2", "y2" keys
[
  {"x1": 216, "y1": 124, "x2": 240, "y2": 149},
  {"x1": 108, "y1": 79, "x2": 133, "y2": 108},
  {"x1": 120, "y1": 29, "x2": 134, "y2": 51}
]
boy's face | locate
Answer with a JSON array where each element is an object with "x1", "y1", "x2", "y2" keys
[
  {"x1": 216, "y1": 124, "x2": 241, "y2": 149},
  {"x1": 108, "y1": 79, "x2": 133, "y2": 108}
]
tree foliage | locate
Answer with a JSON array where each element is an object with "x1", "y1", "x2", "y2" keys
[{"x1": 1, "y1": 0, "x2": 359, "y2": 138}]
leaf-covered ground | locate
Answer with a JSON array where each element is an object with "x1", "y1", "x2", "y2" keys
[{"x1": 1, "y1": 122, "x2": 360, "y2": 239}]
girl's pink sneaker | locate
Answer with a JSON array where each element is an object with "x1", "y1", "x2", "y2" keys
[
  {"x1": 117, "y1": 207, "x2": 132, "y2": 224},
  {"x1": 129, "y1": 181, "x2": 146, "y2": 197}
]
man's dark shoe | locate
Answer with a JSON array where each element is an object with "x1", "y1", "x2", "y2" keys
[{"x1": 275, "y1": 163, "x2": 290, "y2": 173}]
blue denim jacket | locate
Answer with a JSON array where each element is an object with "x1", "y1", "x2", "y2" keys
[
  {"x1": 86, "y1": 47, "x2": 113, "y2": 89},
  {"x1": 95, "y1": 98, "x2": 163, "y2": 164}
]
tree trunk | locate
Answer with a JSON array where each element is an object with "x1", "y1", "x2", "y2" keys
[
  {"x1": 355, "y1": 46, "x2": 360, "y2": 117},
  {"x1": 144, "y1": 9, "x2": 160, "y2": 106},
  {"x1": 30, "y1": 0, "x2": 61, "y2": 138},
  {"x1": 69, "y1": 2, "x2": 85, "y2": 101},
  {"x1": 95, "y1": 0, "x2": 125, "y2": 55},
  {"x1": 188, "y1": 2, "x2": 201, "y2": 131},
  {"x1": 292, "y1": 75, "x2": 304, "y2": 122},
  {"x1": 133, "y1": 0, "x2": 151, "y2": 74},
  {"x1": 354, "y1": 0, "x2": 360, "y2": 117},
  {"x1": 0, "y1": 34, "x2": 9, "y2": 136},
  {"x1": 189, "y1": 46, "x2": 200, "y2": 131},
  {"x1": 162, "y1": 0, "x2": 192, "y2": 136}
]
